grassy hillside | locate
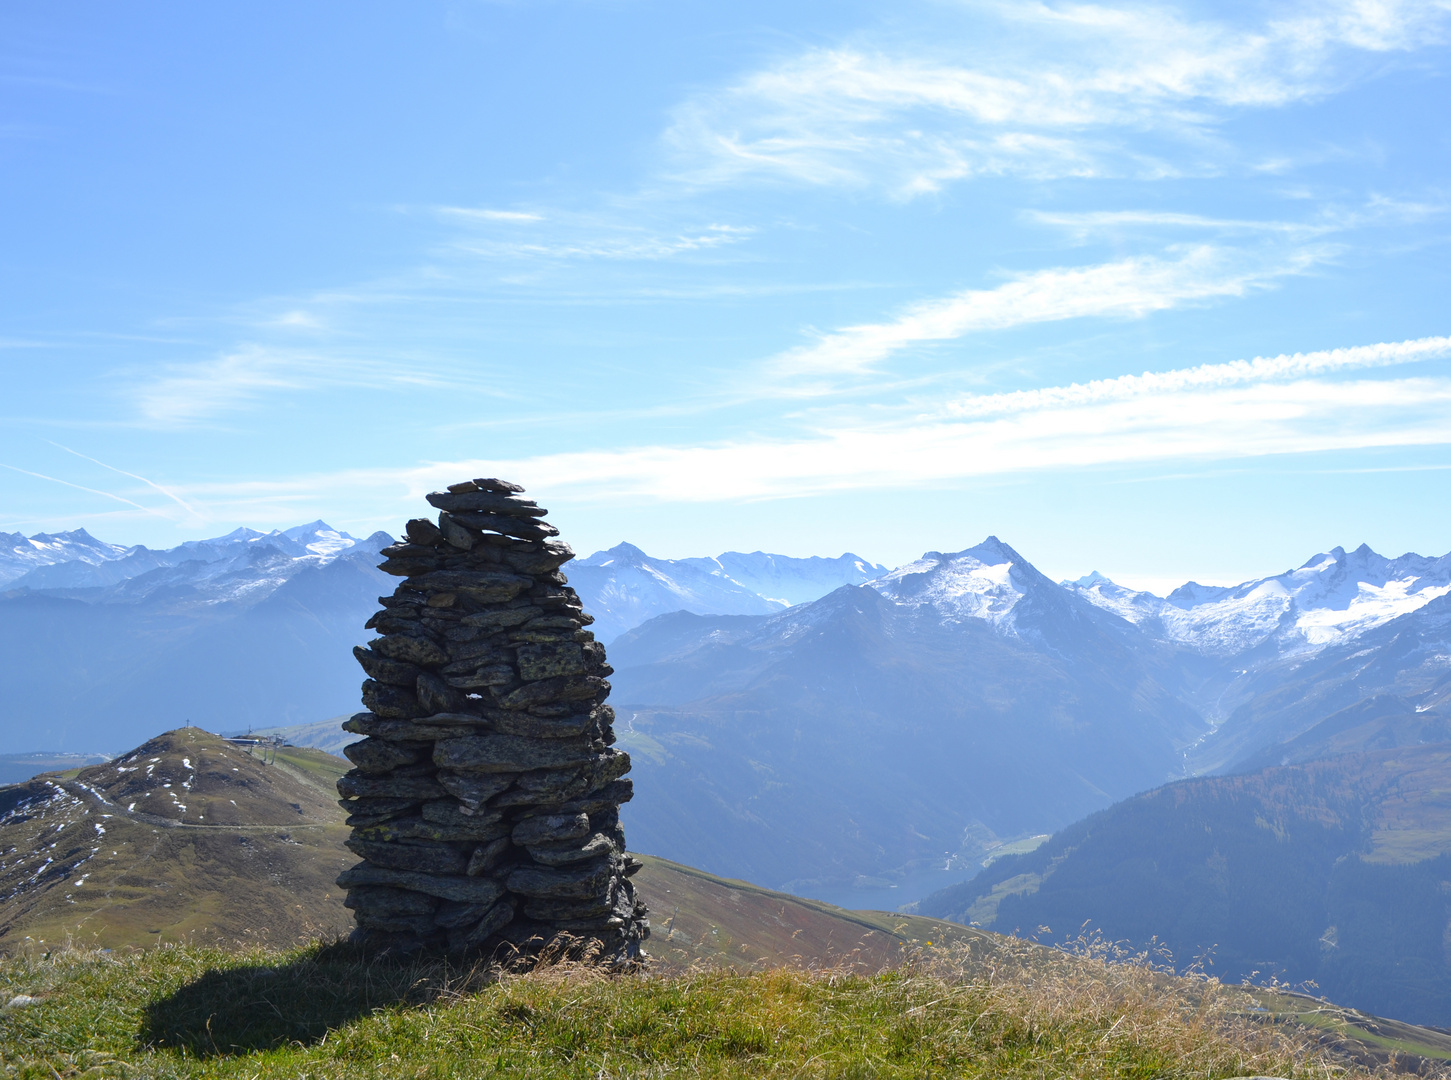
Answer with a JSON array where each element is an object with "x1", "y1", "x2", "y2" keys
[
  {"x1": 0, "y1": 932, "x2": 1430, "y2": 1078},
  {"x1": 0, "y1": 728, "x2": 357, "y2": 951},
  {"x1": 916, "y1": 743, "x2": 1451, "y2": 1026},
  {"x1": 0, "y1": 728, "x2": 977, "y2": 972}
]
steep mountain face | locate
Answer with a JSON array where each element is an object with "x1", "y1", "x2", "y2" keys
[
  {"x1": 609, "y1": 542, "x2": 1209, "y2": 897},
  {"x1": 0, "y1": 530, "x2": 395, "y2": 754},
  {"x1": 0, "y1": 728, "x2": 355, "y2": 950},
  {"x1": 915, "y1": 745, "x2": 1451, "y2": 1027}
]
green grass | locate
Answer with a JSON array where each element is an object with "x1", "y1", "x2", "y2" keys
[{"x1": 0, "y1": 936, "x2": 1402, "y2": 1080}]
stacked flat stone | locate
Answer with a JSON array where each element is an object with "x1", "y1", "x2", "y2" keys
[{"x1": 335, "y1": 478, "x2": 648, "y2": 962}]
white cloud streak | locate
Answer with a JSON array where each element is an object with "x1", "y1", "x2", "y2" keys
[
  {"x1": 176, "y1": 335, "x2": 1451, "y2": 513},
  {"x1": 774, "y1": 243, "x2": 1328, "y2": 376},
  {"x1": 438, "y1": 207, "x2": 545, "y2": 223}
]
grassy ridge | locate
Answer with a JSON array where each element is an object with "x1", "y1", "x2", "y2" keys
[
  {"x1": 634, "y1": 855, "x2": 979, "y2": 971},
  {"x1": 0, "y1": 934, "x2": 1404, "y2": 1079}
]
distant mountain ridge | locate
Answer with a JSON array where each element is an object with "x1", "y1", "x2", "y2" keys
[
  {"x1": 1066, "y1": 544, "x2": 1451, "y2": 662},
  {"x1": 1, "y1": 522, "x2": 384, "y2": 602},
  {"x1": 570, "y1": 543, "x2": 885, "y2": 642},
  {"x1": 0, "y1": 524, "x2": 887, "y2": 756}
]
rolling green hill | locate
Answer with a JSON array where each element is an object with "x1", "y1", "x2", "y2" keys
[{"x1": 916, "y1": 743, "x2": 1451, "y2": 1026}]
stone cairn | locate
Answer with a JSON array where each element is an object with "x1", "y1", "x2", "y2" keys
[{"x1": 335, "y1": 478, "x2": 648, "y2": 962}]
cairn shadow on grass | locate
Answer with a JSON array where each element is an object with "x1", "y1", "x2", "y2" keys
[{"x1": 139, "y1": 939, "x2": 500, "y2": 1057}]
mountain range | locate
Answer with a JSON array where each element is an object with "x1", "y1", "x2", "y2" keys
[
  {"x1": 0, "y1": 525, "x2": 884, "y2": 755},
  {"x1": 4, "y1": 521, "x2": 1451, "y2": 904}
]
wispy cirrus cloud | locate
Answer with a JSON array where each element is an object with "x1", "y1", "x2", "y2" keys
[
  {"x1": 666, "y1": 0, "x2": 1451, "y2": 195},
  {"x1": 128, "y1": 346, "x2": 512, "y2": 427},
  {"x1": 771, "y1": 242, "x2": 1331, "y2": 377},
  {"x1": 440, "y1": 210, "x2": 754, "y2": 262}
]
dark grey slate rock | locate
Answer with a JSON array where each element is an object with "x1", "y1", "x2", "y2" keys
[
  {"x1": 345, "y1": 838, "x2": 471, "y2": 876},
  {"x1": 495, "y1": 675, "x2": 608, "y2": 710},
  {"x1": 343, "y1": 738, "x2": 428, "y2": 775},
  {"x1": 426, "y1": 490, "x2": 548, "y2": 517},
  {"x1": 414, "y1": 569, "x2": 534, "y2": 603},
  {"x1": 354, "y1": 814, "x2": 509, "y2": 845},
  {"x1": 353, "y1": 647, "x2": 425, "y2": 687},
  {"x1": 434, "y1": 733, "x2": 594, "y2": 774},
  {"x1": 371, "y1": 634, "x2": 450, "y2": 668},
  {"x1": 512, "y1": 813, "x2": 591, "y2": 847},
  {"x1": 527, "y1": 833, "x2": 616, "y2": 866},
  {"x1": 344, "y1": 885, "x2": 439, "y2": 917},
  {"x1": 448, "y1": 512, "x2": 559, "y2": 541},
  {"x1": 361, "y1": 680, "x2": 424, "y2": 720},
  {"x1": 337, "y1": 772, "x2": 448, "y2": 801},
  {"x1": 466, "y1": 837, "x2": 513, "y2": 877},
  {"x1": 416, "y1": 671, "x2": 467, "y2": 715},
  {"x1": 507, "y1": 857, "x2": 613, "y2": 899},
  {"x1": 517, "y1": 642, "x2": 588, "y2": 681},
  {"x1": 434, "y1": 770, "x2": 516, "y2": 809},
  {"x1": 338, "y1": 862, "x2": 507, "y2": 906},
  {"x1": 449, "y1": 897, "x2": 517, "y2": 951}
]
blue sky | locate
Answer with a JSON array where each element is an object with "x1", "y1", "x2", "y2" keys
[{"x1": 2, "y1": 0, "x2": 1449, "y2": 592}]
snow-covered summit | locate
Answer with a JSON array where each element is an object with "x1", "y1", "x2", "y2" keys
[
  {"x1": 1, "y1": 522, "x2": 384, "y2": 603},
  {"x1": 869, "y1": 536, "x2": 1046, "y2": 631},
  {"x1": 0, "y1": 528, "x2": 135, "y2": 586},
  {"x1": 1066, "y1": 544, "x2": 1451, "y2": 659}
]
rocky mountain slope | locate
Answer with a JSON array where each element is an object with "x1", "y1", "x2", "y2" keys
[{"x1": 915, "y1": 743, "x2": 1451, "y2": 1026}]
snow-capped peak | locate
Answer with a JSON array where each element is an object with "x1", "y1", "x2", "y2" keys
[
  {"x1": 869, "y1": 536, "x2": 1038, "y2": 629},
  {"x1": 578, "y1": 542, "x2": 650, "y2": 569},
  {"x1": 1067, "y1": 542, "x2": 1451, "y2": 659},
  {"x1": 279, "y1": 520, "x2": 360, "y2": 557},
  {"x1": 0, "y1": 529, "x2": 135, "y2": 587}
]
